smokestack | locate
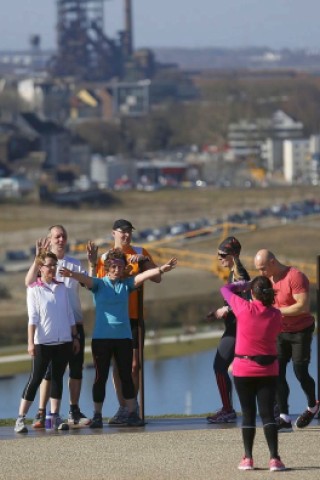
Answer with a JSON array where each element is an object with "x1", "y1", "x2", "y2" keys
[{"x1": 124, "y1": 0, "x2": 133, "y2": 56}]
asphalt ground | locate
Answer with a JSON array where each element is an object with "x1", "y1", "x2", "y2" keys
[{"x1": 1, "y1": 416, "x2": 320, "y2": 480}]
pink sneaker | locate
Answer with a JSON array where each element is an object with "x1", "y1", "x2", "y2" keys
[
  {"x1": 238, "y1": 457, "x2": 254, "y2": 470},
  {"x1": 269, "y1": 458, "x2": 286, "y2": 471}
]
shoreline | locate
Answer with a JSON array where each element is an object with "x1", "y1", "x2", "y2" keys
[{"x1": 0, "y1": 329, "x2": 222, "y2": 375}]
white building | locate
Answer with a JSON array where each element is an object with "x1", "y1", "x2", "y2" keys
[
  {"x1": 0, "y1": 175, "x2": 34, "y2": 198},
  {"x1": 228, "y1": 110, "x2": 304, "y2": 160},
  {"x1": 309, "y1": 134, "x2": 320, "y2": 185},
  {"x1": 283, "y1": 138, "x2": 310, "y2": 184},
  {"x1": 260, "y1": 138, "x2": 283, "y2": 172},
  {"x1": 90, "y1": 155, "x2": 137, "y2": 189}
]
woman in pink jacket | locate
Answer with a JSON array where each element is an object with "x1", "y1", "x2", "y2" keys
[{"x1": 221, "y1": 276, "x2": 286, "y2": 472}]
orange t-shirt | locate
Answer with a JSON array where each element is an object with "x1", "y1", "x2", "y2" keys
[{"x1": 96, "y1": 245, "x2": 154, "y2": 320}]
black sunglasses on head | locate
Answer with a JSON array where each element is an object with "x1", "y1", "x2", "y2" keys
[{"x1": 218, "y1": 252, "x2": 229, "y2": 258}]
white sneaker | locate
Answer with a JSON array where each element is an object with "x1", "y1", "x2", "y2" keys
[{"x1": 15, "y1": 416, "x2": 28, "y2": 434}]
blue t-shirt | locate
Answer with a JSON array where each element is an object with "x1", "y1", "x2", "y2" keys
[{"x1": 91, "y1": 276, "x2": 135, "y2": 339}]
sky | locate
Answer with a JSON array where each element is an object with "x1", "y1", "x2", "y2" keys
[{"x1": 1, "y1": 0, "x2": 320, "y2": 51}]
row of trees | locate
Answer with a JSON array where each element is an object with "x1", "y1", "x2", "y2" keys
[
  {"x1": 72, "y1": 72, "x2": 320, "y2": 156},
  {"x1": 2, "y1": 71, "x2": 320, "y2": 156}
]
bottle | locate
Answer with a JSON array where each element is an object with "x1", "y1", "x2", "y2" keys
[{"x1": 45, "y1": 414, "x2": 53, "y2": 430}]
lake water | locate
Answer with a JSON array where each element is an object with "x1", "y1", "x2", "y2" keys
[{"x1": 0, "y1": 339, "x2": 318, "y2": 419}]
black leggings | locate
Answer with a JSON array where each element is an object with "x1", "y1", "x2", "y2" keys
[
  {"x1": 277, "y1": 326, "x2": 316, "y2": 413},
  {"x1": 213, "y1": 332, "x2": 235, "y2": 411},
  {"x1": 22, "y1": 343, "x2": 72, "y2": 401},
  {"x1": 234, "y1": 376, "x2": 279, "y2": 459},
  {"x1": 91, "y1": 338, "x2": 135, "y2": 403},
  {"x1": 44, "y1": 324, "x2": 85, "y2": 381}
]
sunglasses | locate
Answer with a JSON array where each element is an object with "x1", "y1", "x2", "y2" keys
[{"x1": 218, "y1": 252, "x2": 229, "y2": 258}]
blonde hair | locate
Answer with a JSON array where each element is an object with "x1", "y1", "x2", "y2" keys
[
  {"x1": 35, "y1": 251, "x2": 58, "y2": 266},
  {"x1": 233, "y1": 256, "x2": 249, "y2": 282}
]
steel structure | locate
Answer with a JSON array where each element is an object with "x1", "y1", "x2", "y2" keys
[{"x1": 50, "y1": 0, "x2": 136, "y2": 81}]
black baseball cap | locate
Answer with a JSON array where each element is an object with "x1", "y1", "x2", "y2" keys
[{"x1": 112, "y1": 219, "x2": 135, "y2": 231}]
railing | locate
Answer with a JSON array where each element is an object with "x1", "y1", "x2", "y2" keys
[
  {"x1": 69, "y1": 221, "x2": 317, "y2": 284},
  {"x1": 150, "y1": 248, "x2": 317, "y2": 284}
]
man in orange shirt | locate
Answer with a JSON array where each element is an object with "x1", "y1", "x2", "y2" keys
[{"x1": 88, "y1": 219, "x2": 161, "y2": 423}]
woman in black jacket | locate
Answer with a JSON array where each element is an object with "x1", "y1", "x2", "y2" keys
[{"x1": 206, "y1": 236, "x2": 250, "y2": 423}]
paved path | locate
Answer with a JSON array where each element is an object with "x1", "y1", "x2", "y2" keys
[{"x1": 1, "y1": 417, "x2": 319, "y2": 480}]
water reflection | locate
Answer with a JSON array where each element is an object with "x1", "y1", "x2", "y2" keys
[{"x1": 0, "y1": 339, "x2": 317, "y2": 419}]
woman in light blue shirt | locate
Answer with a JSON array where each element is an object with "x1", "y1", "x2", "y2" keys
[{"x1": 60, "y1": 247, "x2": 177, "y2": 428}]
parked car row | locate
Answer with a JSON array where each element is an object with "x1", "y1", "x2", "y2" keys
[
  {"x1": 135, "y1": 218, "x2": 211, "y2": 243},
  {"x1": 5, "y1": 198, "x2": 318, "y2": 268},
  {"x1": 133, "y1": 198, "x2": 320, "y2": 244}
]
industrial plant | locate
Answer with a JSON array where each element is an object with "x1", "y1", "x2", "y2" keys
[{"x1": 49, "y1": 0, "x2": 156, "y2": 81}]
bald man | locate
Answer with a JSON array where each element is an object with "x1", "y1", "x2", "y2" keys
[{"x1": 254, "y1": 249, "x2": 318, "y2": 430}]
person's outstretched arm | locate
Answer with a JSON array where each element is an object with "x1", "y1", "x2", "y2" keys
[
  {"x1": 128, "y1": 251, "x2": 162, "y2": 284},
  {"x1": 134, "y1": 258, "x2": 177, "y2": 288},
  {"x1": 220, "y1": 280, "x2": 251, "y2": 303},
  {"x1": 59, "y1": 267, "x2": 94, "y2": 289}
]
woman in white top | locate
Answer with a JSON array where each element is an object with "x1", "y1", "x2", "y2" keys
[{"x1": 14, "y1": 251, "x2": 80, "y2": 434}]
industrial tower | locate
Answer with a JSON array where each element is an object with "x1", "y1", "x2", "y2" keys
[{"x1": 49, "y1": 0, "x2": 154, "y2": 81}]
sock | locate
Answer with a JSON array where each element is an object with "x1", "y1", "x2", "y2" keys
[
  {"x1": 70, "y1": 404, "x2": 79, "y2": 413},
  {"x1": 280, "y1": 414, "x2": 291, "y2": 422},
  {"x1": 308, "y1": 404, "x2": 318, "y2": 414}
]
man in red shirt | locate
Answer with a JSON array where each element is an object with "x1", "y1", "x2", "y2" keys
[{"x1": 254, "y1": 249, "x2": 319, "y2": 430}]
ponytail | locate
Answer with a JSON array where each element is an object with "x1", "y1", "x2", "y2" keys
[{"x1": 251, "y1": 276, "x2": 275, "y2": 307}]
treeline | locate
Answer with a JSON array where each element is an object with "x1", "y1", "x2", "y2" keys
[{"x1": 72, "y1": 72, "x2": 320, "y2": 156}]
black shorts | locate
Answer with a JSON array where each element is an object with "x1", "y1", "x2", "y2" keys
[
  {"x1": 130, "y1": 319, "x2": 145, "y2": 350},
  {"x1": 277, "y1": 323, "x2": 315, "y2": 364},
  {"x1": 44, "y1": 324, "x2": 85, "y2": 381}
]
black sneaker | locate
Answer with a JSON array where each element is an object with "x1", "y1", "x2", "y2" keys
[
  {"x1": 277, "y1": 417, "x2": 293, "y2": 432},
  {"x1": 89, "y1": 413, "x2": 103, "y2": 429},
  {"x1": 296, "y1": 402, "x2": 319, "y2": 429},
  {"x1": 68, "y1": 408, "x2": 91, "y2": 426},
  {"x1": 127, "y1": 412, "x2": 144, "y2": 427}
]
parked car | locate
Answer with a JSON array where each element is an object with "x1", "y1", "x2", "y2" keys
[{"x1": 6, "y1": 250, "x2": 30, "y2": 261}]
